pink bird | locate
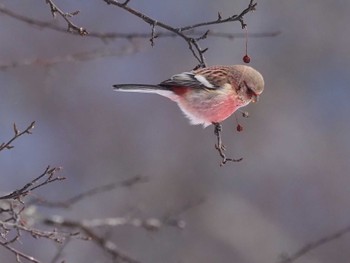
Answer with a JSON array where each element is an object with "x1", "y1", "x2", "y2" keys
[{"x1": 113, "y1": 65, "x2": 264, "y2": 127}]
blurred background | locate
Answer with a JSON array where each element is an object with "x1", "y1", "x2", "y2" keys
[{"x1": 1, "y1": 0, "x2": 350, "y2": 262}]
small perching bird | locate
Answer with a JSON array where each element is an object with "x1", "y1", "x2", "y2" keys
[{"x1": 113, "y1": 65, "x2": 264, "y2": 127}]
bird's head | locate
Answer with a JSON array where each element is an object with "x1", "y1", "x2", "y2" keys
[{"x1": 233, "y1": 65, "x2": 265, "y2": 103}]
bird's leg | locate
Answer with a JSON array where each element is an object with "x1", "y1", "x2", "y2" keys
[
  {"x1": 214, "y1": 123, "x2": 226, "y2": 151},
  {"x1": 213, "y1": 122, "x2": 243, "y2": 166}
]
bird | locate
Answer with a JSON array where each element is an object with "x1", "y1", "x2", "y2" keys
[{"x1": 113, "y1": 65, "x2": 264, "y2": 127}]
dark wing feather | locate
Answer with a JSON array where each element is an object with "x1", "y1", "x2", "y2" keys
[
  {"x1": 194, "y1": 67, "x2": 231, "y2": 88},
  {"x1": 159, "y1": 72, "x2": 218, "y2": 89}
]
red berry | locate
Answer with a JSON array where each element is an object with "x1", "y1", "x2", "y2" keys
[
  {"x1": 236, "y1": 124, "x2": 243, "y2": 132},
  {"x1": 243, "y1": 55, "x2": 251, "y2": 63}
]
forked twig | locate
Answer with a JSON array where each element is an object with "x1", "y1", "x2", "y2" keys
[
  {"x1": 214, "y1": 123, "x2": 243, "y2": 166},
  {"x1": 0, "y1": 166, "x2": 64, "y2": 200},
  {"x1": 45, "y1": 0, "x2": 88, "y2": 35},
  {"x1": 0, "y1": 122, "x2": 35, "y2": 152},
  {"x1": 103, "y1": 0, "x2": 258, "y2": 67}
]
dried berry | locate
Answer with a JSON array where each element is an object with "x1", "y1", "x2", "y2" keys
[
  {"x1": 243, "y1": 55, "x2": 251, "y2": 63},
  {"x1": 242, "y1": 111, "x2": 249, "y2": 118},
  {"x1": 236, "y1": 124, "x2": 243, "y2": 132}
]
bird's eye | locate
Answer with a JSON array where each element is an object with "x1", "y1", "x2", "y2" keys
[
  {"x1": 243, "y1": 81, "x2": 256, "y2": 98},
  {"x1": 246, "y1": 87, "x2": 254, "y2": 96}
]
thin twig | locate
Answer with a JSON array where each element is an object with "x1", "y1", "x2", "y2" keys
[
  {"x1": 103, "y1": 0, "x2": 206, "y2": 66},
  {"x1": 0, "y1": 122, "x2": 35, "y2": 152},
  {"x1": 214, "y1": 123, "x2": 243, "y2": 166},
  {"x1": 179, "y1": 0, "x2": 257, "y2": 31},
  {"x1": 45, "y1": 0, "x2": 88, "y2": 35},
  {"x1": 103, "y1": 0, "x2": 258, "y2": 67},
  {"x1": 0, "y1": 166, "x2": 64, "y2": 200}
]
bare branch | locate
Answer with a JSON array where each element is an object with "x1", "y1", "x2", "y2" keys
[
  {"x1": 45, "y1": 0, "x2": 88, "y2": 35},
  {"x1": 0, "y1": 6, "x2": 279, "y2": 41},
  {"x1": 102, "y1": 0, "x2": 207, "y2": 66},
  {"x1": 213, "y1": 123, "x2": 243, "y2": 166},
  {"x1": 0, "y1": 166, "x2": 64, "y2": 200},
  {"x1": 278, "y1": 224, "x2": 350, "y2": 263},
  {"x1": 0, "y1": 1, "x2": 266, "y2": 66},
  {"x1": 102, "y1": 0, "x2": 258, "y2": 67},
  {"x1": 0, "y1": 122, "x2": 35, "y2": 152}
]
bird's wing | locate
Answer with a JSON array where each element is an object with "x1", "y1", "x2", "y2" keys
[{"x1": 159, "y1": 72, "x2": 220, "y2": 89}]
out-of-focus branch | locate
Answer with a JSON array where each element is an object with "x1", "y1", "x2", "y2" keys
[
  {"x1": 0, "y1": 240, "x2": 40, "y2": 263},
  {"x1": 0, "y1": 166, "x2": 64, "y2": 200},
  {"x1": 40, "y1": 197, "x2": 205, "y2": 261},
  {"x1": 278, "y1": 224, "x2": 350, "y2": 263},
  {"x1": 0, "y1": 220, "x2": 80, "y2": 243},
  {"x1": 0, "y1": 122, "x2": 35, "y2": 152},
  {"x1": 103, "y1": 0, "x2": 258, "y2": 67},
  {"x1": 44, "y1": 217, "x2": 142, "y2": 263},
  {"x1": 32, "y1": 175, "x2": 148, "y2": 208},
  {"x1": 162, "y1": 197, "x2": 205, "y2": 228},
  {"x1": 0, "y1": 47, "x2": 142, "y2": 70},
  {"x1": 0, "y1": 201, "x2": 80, "y2": 263},
  {"x1": 45, "y1": 0, "x2": 88, "y2": 35},
  {"x1": 43, "y1": 215, "x2": 179, "y2": 232}
]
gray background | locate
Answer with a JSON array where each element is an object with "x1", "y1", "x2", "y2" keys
[{"x1": 1, "y1": 0, "x2": 350, "y2": 262}]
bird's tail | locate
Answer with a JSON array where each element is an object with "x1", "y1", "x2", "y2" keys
[
  {"x1": 113, "y1": 84, "x2": 176, "y2": 100},
  {"x1": 113, "y1": 84, "x2": 167, "y2": 91}
]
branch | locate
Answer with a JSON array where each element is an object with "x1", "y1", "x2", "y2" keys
[
  {"x1": 0, "y1": 166, "x2": 64, "y2": 200},
  {"x1": 103, "y1": 0, "x2": 258, "y2": 67},
  {"x1": 32, "y1": 175, "x2": 148, "y2": 208},
  {"x1": 0, "y1": 240, "x2": 40, "y2": 263},
  {"x1": 278, "y1": 224, "x2": 350, "y2": 263},
  {"x1": 0, "y1": 47, "x2": 142, "y2": 70},
  {"x1": 45, "y1": 0, "x2": 88, "y2": 35},
  {"x1": 162, "y1": 197, "x2": 205, "y2": 228},
  {"x1": 43, "y1": 215, "x2": 181, "y2": 232},
  {"x1": 0, "y1": 5, "x2": 280, "y2": 41},
  {"x1": 214, "y1": 123, "x2": 243, "y2": 166},
  {"x1": 43, "y1": 217, "x2": 141, "y2": 263},
  {"x1": 0, "y1": 220, "x2": 80, "y2": 243},
  {"x1": 179, "y1": 0, "x2": 257, "y2": 31},
  {"x1": 0, "y1": 122, "x2": 35, "y2": 152}
]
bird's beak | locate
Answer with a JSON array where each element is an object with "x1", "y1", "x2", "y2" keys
[{"x1": 252, "y1": 94, "x2": 259, "y2": 103}]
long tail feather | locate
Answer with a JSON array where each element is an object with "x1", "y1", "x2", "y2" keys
[
  {"x1": 113, "y1": 84, "x2": 176, "y2": 100},
  {"x1": 113, "y1": 84, "x2": 167, "y2": 91}
]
